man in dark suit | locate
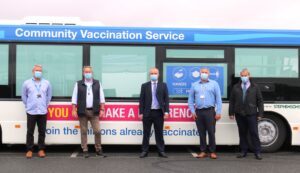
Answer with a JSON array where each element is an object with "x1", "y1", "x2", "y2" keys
[
  {"x1": 139, "y1": 67, "x2": 169, "y2": 158},
  {"x1": 229, "y1": 68, "x2": 264, "y2": 160}
]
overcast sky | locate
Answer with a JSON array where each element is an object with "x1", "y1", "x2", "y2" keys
[{"x1": 1, "y1": 0, "x2": 299, "y2": 29}]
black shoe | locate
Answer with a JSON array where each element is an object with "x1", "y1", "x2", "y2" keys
[
  {"x1": 255, "y1": 154, "x2": 263, "y2": 160},
  {"x1": 140, "y1": 152, "x2": 148, "y2": 158},
  {"x1": 236, "y1": 153, "x2": 247, "y2": 158},
  {"x1": 83, "y1": 151, "x2": 89, "y2": 158},
  {"x1": 96, "y1": 150, "x2": 107, "y2": 158},
  {"x1": 158, "y1": 152, "x2": 168, "y2": 158}
]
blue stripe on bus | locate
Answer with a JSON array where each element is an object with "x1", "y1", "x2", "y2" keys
[
  {"x1": 194, "y1": 33, "x2": 300, "y2": 43},
  {"x1": 2, "y1": 25, "x2": 300, "y2": 45},
  {"x1": 0, "y1": 31, "x2": 4, "y2": 38}
]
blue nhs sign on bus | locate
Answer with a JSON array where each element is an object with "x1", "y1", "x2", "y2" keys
[{"x1": 163, "y1": 63, "x2": 228, "y2": 98}]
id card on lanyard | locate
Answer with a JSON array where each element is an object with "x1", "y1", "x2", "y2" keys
[
  {"x1": 86, "y1": 83, "x2": 92, "y2": 95},
  {"x1": 200, "y1": 84, "x2": 205, "y2": 100},
  {"x1": 33, "y1": 79, "x2": 42, "y2": 98}
]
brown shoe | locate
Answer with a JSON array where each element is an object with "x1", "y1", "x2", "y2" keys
[
  {"x1": 26, "y1": 151, "x2": 33, "y2": 159},
  {"x1": 38, "y1": 150, "x2": 46, "y2": 158},
  {"x1": 196, "y1": 152, "x2": 207, "y2": 158},
  {"x1": 210, "y1": 153, "x2": 217, "y2": 159}
]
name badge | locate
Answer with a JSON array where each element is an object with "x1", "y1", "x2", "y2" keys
[{"x1": 200, "y1": 95, "x2": 205, "y2": 99}]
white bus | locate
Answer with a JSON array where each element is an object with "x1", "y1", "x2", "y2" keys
[{"x1": 0, "y1": 24, "x2": 300, "y2": 152}]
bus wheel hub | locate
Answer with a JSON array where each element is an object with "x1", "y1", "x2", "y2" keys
[{"x1": 258, "y1": 120, "x2": 279, "y2": 146}]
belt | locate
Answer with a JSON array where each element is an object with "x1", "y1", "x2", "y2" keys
[
  {"x1": 151, "y1": 109, "x2": 162, "y2": 111},
  {"x1": 86, "y1": 108, "x2": 93, "y2": 110},
  {"x1": 196, "y1": 107, "x2": 215, "y2": 111}
]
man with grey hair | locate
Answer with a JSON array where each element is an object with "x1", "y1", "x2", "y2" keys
[
  {"x1": 71, "y1": 66, "x2": 106, "y2": 158},
  {"x1": 22, "y1": 65, "x2": 52, "y2": 158},
  {"x1": 229, "y1": 68, "x2": 264, "y2": 160}
]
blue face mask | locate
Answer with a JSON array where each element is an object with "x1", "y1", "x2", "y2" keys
[
  {"x1": 150, "y1": 74, "x2": 158, "y2": 81},
  {"x1": 34, "y1": 71, "x2": 42, "y2": 79},
  {"x1": 241, "y1": 76, "x2": 249, "y2": 83},
  {"x1": 200, "y1": 73, "x2": 208, "y2": 80},
  {"x1": 84, "y1": 73, "x2": 93, "y2": 79}
]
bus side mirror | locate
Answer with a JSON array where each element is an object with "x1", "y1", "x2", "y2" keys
[{"x1": 257, "y1": 82, "x2": 275, "y2": 92}]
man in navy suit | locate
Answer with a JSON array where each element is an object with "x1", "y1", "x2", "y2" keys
[
  {"x1": 139, "y1": 67, "x2": 169, "y2": 158},
  {"x1": 229, "y1": 68, "x2": 264, "y2": 160}
]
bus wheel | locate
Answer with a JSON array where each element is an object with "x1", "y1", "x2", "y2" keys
[{"x1": 248, "y1": 114, "x2": 287, "y2": 153}]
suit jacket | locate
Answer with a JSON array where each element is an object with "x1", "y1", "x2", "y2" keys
[
  {"x1": 229, "y1": 80, "x2": 264, "y2": 117},
  {"x1": 139, "y1": 81, "x2": 170, "y2": 117}
]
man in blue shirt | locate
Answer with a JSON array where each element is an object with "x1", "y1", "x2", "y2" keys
[
  {"x1": 22, "y1": 65, "x2": 52, "y2": 159},
  {"x1": 188, "y1": 67, "x2": 222, "y2": 159}
]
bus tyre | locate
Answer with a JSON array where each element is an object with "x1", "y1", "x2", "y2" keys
[{"x1": 248, "y1": 114, "x2": 287, "y2": 153}]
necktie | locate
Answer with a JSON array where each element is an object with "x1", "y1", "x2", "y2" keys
[
  {"x1": 242, "y1": 83, "x2": 247, "y2": 103},
  {"x1": 152, "y1": 83, "x2": 159, "y2": 108}
]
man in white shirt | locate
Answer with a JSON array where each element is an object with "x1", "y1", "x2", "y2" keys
[{"x1": 71, "y1": 66, "x2": 106, "y2": 158}]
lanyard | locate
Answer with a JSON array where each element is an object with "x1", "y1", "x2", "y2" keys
[
  {"x1": 32, "y1": 79, "x2": 42, "y2": 93},
  {"x1": 200, "y1": 82, "x2": 206, "y2": 97},
  {"x1": 85, "y1": 82, "x2": 92, "y2": 95},
  {"x1": 87, "y1": 85, "x2": 92, "y2": 95}
]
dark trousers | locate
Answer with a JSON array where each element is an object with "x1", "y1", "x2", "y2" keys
[
  {"x1": 195, "y1": 108, "x2": 216, "y2": 153},
  {"x1": 235, "y1": 114, "x2": 261, "y2": 154},
  {"x1": 26, "y1": 113, "x2": 47, "y2": 151},
  {"x1": 142, "y1": 110, "x2": 165, "y2": 153}
]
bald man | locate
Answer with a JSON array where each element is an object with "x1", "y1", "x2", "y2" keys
[
  {"x1": 139, "y1": 67, "x2": 169, "y2": 158},
  {"x1": 188, "y1": 67, "x2": 222, "y2": 159}
]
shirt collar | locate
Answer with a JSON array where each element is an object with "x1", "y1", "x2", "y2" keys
[
  {"x1": 199, "y1": 79, "x2": 210, "y2": 84},
  {"x1": 151, "y1": 81, "x2": 158, "y2": 84},
  {"x1": 32, "y1": 77, "x2": 43, "y2": 82},
  {"x1": 241, "y1": 80, "x2": 251, "y2": 87},
  {"x1": 84, "y1": 79, "x2": 93, "y2": 84}
]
